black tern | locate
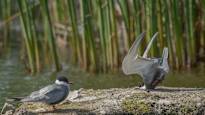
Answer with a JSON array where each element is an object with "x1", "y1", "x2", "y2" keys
[
  {"x1": 122, "y1": 32, "x2": 169, "y2": 90},
  {"x1": 8, "y1": 76, "x2": 72, "y2": 109}
]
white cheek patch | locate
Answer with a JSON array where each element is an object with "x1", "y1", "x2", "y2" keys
[{"x1": 55, "y1": 80, "x2": 68, "y2": 86}]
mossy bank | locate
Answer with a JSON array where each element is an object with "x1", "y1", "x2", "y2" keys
[{"x1": 2, "y1": 87, "x2": 205, "y2": 115}]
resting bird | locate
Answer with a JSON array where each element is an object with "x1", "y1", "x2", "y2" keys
[
  {"x1": 8, "y1": 76, "x2": 72, "y2": 109},
  {"x1": 122, "y1": 32, "x2": 169, "y2": 90}
]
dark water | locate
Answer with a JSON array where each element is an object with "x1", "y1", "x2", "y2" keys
[{"x1": 0, "y1": 48, "x2": 204, "y2": 109}]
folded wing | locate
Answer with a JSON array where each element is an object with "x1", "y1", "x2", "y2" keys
[{"x1": 22, "y1": 84, "x2": 67, "y2": 104}]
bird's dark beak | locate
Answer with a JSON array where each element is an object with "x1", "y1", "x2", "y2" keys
[{"x1": 68, "y1": 82, "x2": 73, "y2": 84}]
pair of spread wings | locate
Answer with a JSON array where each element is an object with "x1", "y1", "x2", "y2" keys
[{"x1": 122, "y1": 32, "x2": 169, "y2": 79}]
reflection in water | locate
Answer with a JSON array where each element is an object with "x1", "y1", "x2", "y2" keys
[{"x1": 0, "y1": 47, "x2": 204, "y2": 108}]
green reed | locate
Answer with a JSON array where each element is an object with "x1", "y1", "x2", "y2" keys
[
  {"x1": 0, "y1": 0, "x2": 204, "y2": 73},
  {"x1": 40, "y1": 0, "x2": 61, "y2": 71},
  {"x1": 17, "y1": 0, "x2": 37, "y2": 73},
  {"x1": 0, "y1": 0, "x2": 11, "y2": 48}
]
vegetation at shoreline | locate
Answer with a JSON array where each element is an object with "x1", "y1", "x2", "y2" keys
[{"x1": 0, "y1": 0, "x2": 204, "y2": 74}]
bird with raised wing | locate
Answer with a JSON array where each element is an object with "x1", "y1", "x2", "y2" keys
[{"x1": 122, "y1": 32, "x2": 169, "y2": 90}]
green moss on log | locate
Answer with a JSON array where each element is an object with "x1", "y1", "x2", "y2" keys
[{"x1": 121, "y1": 92, "x2": 205, "y2": 114}]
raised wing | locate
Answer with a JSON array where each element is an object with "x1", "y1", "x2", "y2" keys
[
  {"x1": 122, "y1": 56, "x2": 156, "y2": 76},
  {"x1": 142, "y1": 32, "x2": 158, "y2": 58},
  {"x1": 122, "y1": 32, "x2": 159, "y2": 76},
  {"x1": 127, "y1": 32, "x2": 145, "y2": 58}
]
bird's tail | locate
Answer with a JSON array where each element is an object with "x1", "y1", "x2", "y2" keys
[
  {"x1": 161, "y1": 47, "x2": 169, "y2": 73},
  {"x1": 6, "y1": 97, "x2": 24, "y2": 102}
]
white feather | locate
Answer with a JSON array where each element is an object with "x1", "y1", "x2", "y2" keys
[{"x1": 55, "y1": 80, "x2": 68, "y2": 86}]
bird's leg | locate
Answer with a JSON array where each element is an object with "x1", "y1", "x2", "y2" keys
[
  {"x1": 151, "y1": 79, "x2": 163, "y2": 89},
  {"x1": 51, "y1": 105, "x2": 56, "y2": 111},
  {"x1": 151, "y1": 80, "x2": 159, "y2": 87}
]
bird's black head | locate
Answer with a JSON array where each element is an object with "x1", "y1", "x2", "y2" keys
[{"x1": 57, "y1": 76, "x2": 68, "y2": 84}]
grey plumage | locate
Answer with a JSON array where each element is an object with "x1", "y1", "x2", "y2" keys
[
  {"x1": 9, "y1": 76, "x2": 70, "y2": 105},
  {"x1": 21, "y1": 84, "x2": 69, "y2": 104},
  {"x1": 122, "y1": 32, "x2": 169, "y2": 89}
]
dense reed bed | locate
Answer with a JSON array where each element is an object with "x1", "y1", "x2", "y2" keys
[
  {"x1": 0, "y1": 0, "x2": 11, "y2": 48},
  {"x1": 0, "y1": 0, "x2": 204, "y2": 73}
]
